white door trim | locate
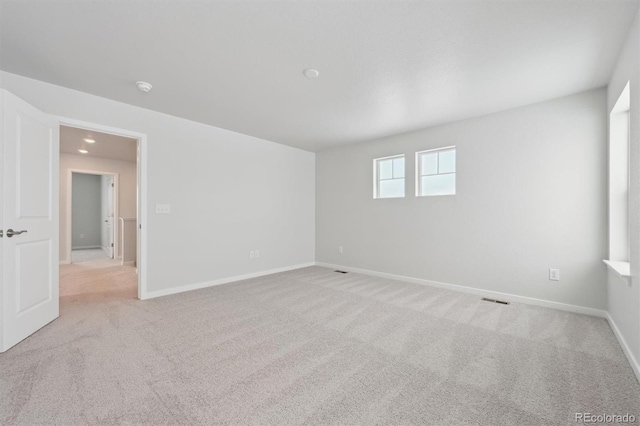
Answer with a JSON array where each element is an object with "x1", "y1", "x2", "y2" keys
[
  {"x1": 67, "y1": 169, "x2": 118, "y2": 261},
  {"x1": 55, "y1": 116, "x2": 148, "y2": 300}
]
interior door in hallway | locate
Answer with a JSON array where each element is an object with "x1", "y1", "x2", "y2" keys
[
  {"x1": 1, "y1": 89, "x2": 59, "y2": 352},
  {"x1": 102, "y1": 175, "x2": 115, "y2": 259}
]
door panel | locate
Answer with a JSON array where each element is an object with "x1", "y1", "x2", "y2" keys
[
  {"x1": 18, "y1": 114, "x2": 52, "y2": 218},
  {"x1": 17, "y1": 240, "x2": 52, "y2": 314},
  {"x1": 2, "y1": 90, "x2": 59, "y2": 352}
]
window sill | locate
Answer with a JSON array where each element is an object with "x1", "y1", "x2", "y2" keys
[{"x1": 603, "y1": 260, "x2": 630, "y2": 281}]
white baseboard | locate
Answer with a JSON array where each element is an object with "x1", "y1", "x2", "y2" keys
[
  {"x1": 606, "y1": 313, "x2": 640, "y2": 383},
  {"x1": 315, "y1": 262, "x2": 607, "y2": 318},
  {"x1": 122, "y1": 260, "x2": 135, "y2": 267},
  {"x1": 59, "y1": 260, "x2": 70, "y2": 265},
  {"x1": 140, "y1": 262, "x2": 315, "y2": 300},
  {"x1": 72, "y1": 245, "x2": 101, "y2": 250}
]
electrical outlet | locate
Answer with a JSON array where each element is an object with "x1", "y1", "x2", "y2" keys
[
  {"x1": 339, "y1": 246, "x2": 343, "y2": 254},
  {"x1": 255, "y1": 250, "x2": 259, "y2": 258},
  {"x1": 249, "y1": 251, "x2": 254, "y2": 259},
  {"x1": 155, "y1": 204, "x2": 171, "y2": 214},
  {"x1": 549, "y1": 269, "x2": 560, "y2": 281}
]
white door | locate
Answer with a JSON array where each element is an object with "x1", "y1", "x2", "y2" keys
[
  {"x1": 106, "y1": 175, "x2": 114, "y2": 258},
  {"x1": 1, "y1": 90, "x2": 59, "y2": 353}
]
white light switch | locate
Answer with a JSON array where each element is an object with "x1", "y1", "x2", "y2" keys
[
  {"x1": 155, "y1": 204, "x2": 171, "y2": 214},
  {"x1": 549, "y1": 269, "x2": 560, "y2": 281}
]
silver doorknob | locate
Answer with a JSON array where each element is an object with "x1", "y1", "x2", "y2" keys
[{"x1": 6, "y1": 229, "x2": 27, "y2": 238}]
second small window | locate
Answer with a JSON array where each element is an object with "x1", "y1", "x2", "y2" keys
[
  {"x1": 375, "y1": 155, "x2": 405, "y2": 198},
  {"x1": 416, "y1": 147, "x2": 456, "y2": 196}
]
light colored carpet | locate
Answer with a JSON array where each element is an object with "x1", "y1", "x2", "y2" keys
[
  {"x1": 71, "y1": 248, "x2": 116, "y2": 264},
  {"x1": 0, "y1": 266, "x2": 638, "y2": 425},
  {"x1": 59, "y1": 260, "x2": 137, "y2": 299}
]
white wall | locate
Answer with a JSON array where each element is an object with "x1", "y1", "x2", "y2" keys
[
  {"x1": 607, "y1": 10, "x2": 640, "y2": 373},
  {"x1": 0, "y1": 71, "x2": 315, "y2": 294},
  {"x1": 317, "y1": 88, "x2": 607, "y2": 310},
  {"x1": 60, "y1": 154, "x2": 136, "y2": 262},
  {"x1": 71, "y1": 173, "x2": 101, "y2": 249}
]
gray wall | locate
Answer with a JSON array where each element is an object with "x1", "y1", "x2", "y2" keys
[
  {"x1": 71, "y1": 173, "x2": 101, "y2": 249},
  {"x1": 317, "y1": 88, "x2": 607, "y2": 310},
  {"x1": 607, "y1": 10, "x2": 640, "y2": 370}
]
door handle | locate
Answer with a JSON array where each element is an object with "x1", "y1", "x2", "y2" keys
[{"x1": 6, "y1": 229, "x2": 27, "y2": 238}]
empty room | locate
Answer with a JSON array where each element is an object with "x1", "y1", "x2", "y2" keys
[{"x1": 1, "y1": 1, "x2": 639, "y2": 425}]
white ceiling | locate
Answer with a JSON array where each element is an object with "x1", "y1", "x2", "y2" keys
[
  {"x1": 60, "y1": 125, "x2": 137, "y2": 162},
  {"x1": 2, "y1": 1, "x2": 638, "y2": 152}
]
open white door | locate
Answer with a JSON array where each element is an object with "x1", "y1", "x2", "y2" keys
[
  {"x1": 1, "y1": 90, "x2": 59, "y2": 353},
  {"x1": 107, "y1": 175, "x2": 115, "y2": 259},
  {"x1": 100, "y1": 175, "x2": 115, "y2": 259}
]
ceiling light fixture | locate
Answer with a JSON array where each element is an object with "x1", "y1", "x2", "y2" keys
[
  {"x1": 303, "y1": 69, "x2": 319, "y2": 78},
  {"x1": 78, "y1": 149, "x2": 89, "y2": 154},
  {"x1": 83, "y1": 138, "x2": 95, "y2": 143},
  {"x1": 136, "y1": 81, "x2": 153, "y2": 93}
]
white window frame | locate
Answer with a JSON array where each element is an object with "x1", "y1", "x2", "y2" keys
[
  {"x1": 604, "y1": 81, "x2": 631, "y2": 280},
  {"x1": 415, "y1": 146, "x2": 456, "y2": 197},
  {"x1": 373, "y1": 154, "x2": 405, "y2": 199}
]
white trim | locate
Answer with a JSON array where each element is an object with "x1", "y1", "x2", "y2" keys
[
  {"x1": 138, "y1": 130, "x2": 148, "y2": 300},
  {"x1": 315, "y1": 262, "x2": 607, "y2": 318},
  {"x1": 71, "y1": 245, "x2": 101, "y2": 250},
  {"x1": 59, "y1": 260, "x2": 70, "y2": 265},
  {"x1": 55, "y1": 116, "x2": 147, "y2": 301},
  {"x1": 607, "y1": 313, "x2": 640, "y2": 383},
  {"x1": 141, "y1": 263, "x2": 315, "y2": 300},
  {"x1": 122, "y1": 260, "x2": 135, "y2": 267},
  {"x1": 603, "y1": 259, "x2": 631, "y2": 281}
]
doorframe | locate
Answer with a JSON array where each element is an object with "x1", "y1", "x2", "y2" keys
[
  {"x1": 67, "y1": 170, "x2": 119, "y2": 261},
  {"x1": 55, "y1": 116, "x2": 148, "y2": 300}
]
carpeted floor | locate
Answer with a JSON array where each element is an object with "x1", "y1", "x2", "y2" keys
[
  {"x1": 0, "y1": 265, "x2": 638, "y2": 425},
  {"x1": 71, "y1": 248, "x2": 116, "y2": 264}
]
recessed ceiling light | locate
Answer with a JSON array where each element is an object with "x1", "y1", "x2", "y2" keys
[
  {"x1": 303, "y1": 69, "x2": 319, "y2": 78},
  {"x1": 83, "y1": 138, "x2": 95, "y2": 143},
  {"x1": 78, "y1": 149, "x2": 89, "y2": 154},
  {"x1": 136, "y1": 81, "x2": 153, "y2": 93}
]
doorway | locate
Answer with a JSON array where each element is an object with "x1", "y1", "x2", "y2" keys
[
  {"x1": 57, "y1": 120, "x2": 146, "y2": 299},
  {"x1": 69, "y1": 171, "x2": 118, "y2": 264},
  {"x1": 0, "y1": 89, "x2": 148, "y2": 353}
]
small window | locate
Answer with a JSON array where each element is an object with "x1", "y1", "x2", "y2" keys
[
  {"x1": 374, "y1": 155, "x2": 405, "y2": 198},
  {"x1": 416, "y1": 147, "x2": 456, "y2": 196}
]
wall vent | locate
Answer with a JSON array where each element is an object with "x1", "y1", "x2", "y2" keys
[
  {"x1": 334, "y1": 270, "x2": 348, "y2": 274},
  {"x1": 481, "y1": 297, "x2": 509, "y2": 305}
]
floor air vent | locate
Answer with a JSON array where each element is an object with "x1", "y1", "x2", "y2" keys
[
  {"x1": 481, "y1": 297, "x2": 510, "y2": 305},
  {"x1": 335, "y1": 270, "x2": 349, "y2": 274}
]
